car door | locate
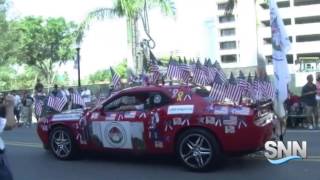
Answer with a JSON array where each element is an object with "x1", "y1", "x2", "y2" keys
[{"x1": 88, "y1": 93, "x2": 148, "y2": 151}]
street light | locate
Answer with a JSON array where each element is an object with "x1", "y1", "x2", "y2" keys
[{"x1": 76, "y1": 43, "x2": 81, "y2": 87}]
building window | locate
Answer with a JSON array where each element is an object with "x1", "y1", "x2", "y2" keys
[
  {"x1": 220, "y1": 41, "x2": 237, "y2": 50},
  {"x1": 296, "y1": 34, "x2": 320, "y2": 42},
  {"x1": 294, "y1": 0, "x2": 320, "y2": 6},
  {"x1": 266, "y1": 55, "x2": 294, "y2": 64},
  {"x1": 221, "y1": 55, "x2": 237, "y2": 63},
  {"x1": 263, "y1": 37, "x2": 292, "y2": 44},
  {"x1": 261, "y1": 19, "x2": 291, "y2": 27},
  {"x1": 295, "y1": 16, "x2": 320, "y2": 24},
  {"x1": 218, "y1": 3, "x2": 228, "y2": 10},
  {"x1": 220, "y1": 28, "x2": 236, "y2": 36},
  {"x1": 219, "y1": 15, "x2": 235, "y2": 23},
  {"x1": 260, "y1": 1, "x2": 290, "y2": 9}
]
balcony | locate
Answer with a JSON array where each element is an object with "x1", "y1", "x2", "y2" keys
[{"x1": 258, "y1": 4, "x2": 320, "y2": 21}]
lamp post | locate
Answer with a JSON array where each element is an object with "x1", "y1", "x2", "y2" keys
[{"x1": 76, "y1": 43, "x2": 81, "y2": 87}]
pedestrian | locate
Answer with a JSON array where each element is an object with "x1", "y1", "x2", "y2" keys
[
  {"x1": 34, "y1": 79, "x2": 44, "y2": 94},
  {"x1": 81, "y1": 87, "x2": 91, "y2": 105},
  {"x1": 316, "y1": 75, "x2": 320, "y2": 128},
  {"x1": 51, "y1": 84, "x2": 59, "y2": 97},
  {"x1": 12, "y1": 91, "x2": 22, "y2": 126},
  {"x1": 301, "y1": 74, "x2": 318, "y2": 129},
  {"x1": 21, "y1": 91, "x2": 34, "y2": 127},
  {"x1": 0, "y1": 94, "x2": 16, "y2": 180}
]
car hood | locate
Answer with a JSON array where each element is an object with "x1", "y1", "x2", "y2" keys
[{"x1": 50, "y1": 108, "x2": 84, "y2": 122}]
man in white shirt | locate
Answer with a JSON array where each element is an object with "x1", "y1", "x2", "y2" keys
[
  {"x1": 0, "y1": 95, "x2": 15, "y2": 180},
  {"x1": 81, "y1": 87, "x2": 91, "y2": 104}
]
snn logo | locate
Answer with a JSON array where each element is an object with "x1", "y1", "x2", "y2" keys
[{"x1": 264, "y1": 141, "x2": 307, "y2": 164}]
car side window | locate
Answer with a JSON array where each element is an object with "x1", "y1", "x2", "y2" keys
[
  {"x1": 104, "y1": 94, "x2": 149, "y2": 112},
  {"x1": 146, "y1": 92, "x2": 170, "y2": 109}
]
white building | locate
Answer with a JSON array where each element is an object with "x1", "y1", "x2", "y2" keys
[{"x1": 214, "y1": 0, "x2": 320, "y2": 80}]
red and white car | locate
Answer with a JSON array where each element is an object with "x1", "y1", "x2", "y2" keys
[{"x1": 37, "y1": 85, "x2": 276, "y2": 171}]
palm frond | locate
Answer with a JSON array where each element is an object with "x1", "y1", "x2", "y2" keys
[
  {"x1": 155, "y1": 0, "x2": 176, "y2": 16},
  {"x1": 76, "y1": 8, "x2": 119, "y2": 44}
]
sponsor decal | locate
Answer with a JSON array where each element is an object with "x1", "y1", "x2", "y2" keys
[
  {"x1": 237, "y1": 119, "x2": 248, "y2": 129},
  {"x1": 214, "y1": 106, "x2": 229, "y2": 115},
  {"x1": 103, "y1": 121, "x2": 132, "y2": 149},
  {"x1": 154, "y1": 141, "x2": 164, "y2": 148},
  {"x1": 92, "y1": 121, "x2": 144, "y2": 150},
  {"x1": 91, "y1": 112, "x2": 99, "y2": 120},
  {"x1": 138, "y1": 112, "x2": 147, "y2": 119},
  {"x1": 165, "y1": 120, "x2": 173, "y2": 132},
  {"x1": 41, "y1": 124, "x2": 48, "y2": 131},
  {"x1": 223, "y1": 116, "x2": 238, "y2": 126},
  {"x1": 205, "y1": 116, "x2": 222, "y2": 127},
  {"x1": 171, "y1": 89, "x2": 179, "y2": 98},
  {"x1": 184, "y1": 94, "x2": 192, "y2": 101},
  {"x1": 124, "y1": 111, "x2": 137, "y2": 119},
  {"x1": 167, "y1": 105, "x2": 194, "y2": 115},
  {"x1": 105, "y1": 113, "x2": 117, "y2": 121},
  {"x1": 52, "y1": 113, "x2": 81, "y2": 121},
  {"x1": 117, "y1": 114, "x2": 124, "y2": 121},
  {"x1": 149, "y1": 112, "x2": 160, "y2": 140},
  {"x1": 172, "y1": 117, "x2": 190, "y2": 126},
  {"x1": 231, "y1": 106, "x2": 251, "y2": 116},
  {"x1": 225, "y1": 126, "x2": 235, "y2": 134}
]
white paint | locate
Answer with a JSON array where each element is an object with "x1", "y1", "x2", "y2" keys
[{"x1": 167, "y1": 105, "x2": 194, "y2": 115}]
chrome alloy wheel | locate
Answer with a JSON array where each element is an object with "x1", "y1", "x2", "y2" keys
[
  {"x1": 179, "y1": 134, "x2": 213, "y2": 169},
  {"x1": 51, "y1": 129, "x2": 72, "y2": 158}
]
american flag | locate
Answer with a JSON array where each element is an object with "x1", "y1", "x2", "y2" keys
[
  {"x1": 71, "y1": 93, "x2": 85, "y2": 107},
  {"x1": 192, "y1": 60, "x2": 208, "y2": 86},
  {"x1": 178, "y1": 57, "x2": 191, "y2": 83},
  {"x1": 209, "y1": 83, "x2": 227, "y2": 102},
  {"x1": 35, "y1": 100, "x2": 44, "y2": 116},
  {"x1": 252, "y1": 72, "x2": 262, "y2": 101},
  {"x1": 238, "y1": 70, "x2": 251, "y2": 96},
  {"x1": 47, "y1": 91, "x2": 68, "y2": 112},
  {"x1": 204, "y1": 59, "x2": 216, "y2": 85},
  {"x1": 110, "y1": 67, "x2": 121, "y2": 89},
  {"x1": 261, "y1": 76, "x2": 275, "y2": 100},
  {"x1": 166, "y1": 57, "x2": 180, "y2": 80},
  {"x1": 226, "y1": 72, "x2": 243, "y2": 103},
  {"x1": 213, "y1": 61, "x2": 227, "y2": 84},
  {"x1": 149, "y1": 51, "x2": 161, "y2": 84},
  {"x1": 127, "y1": 69, "x2": 138, "y2": 84}
]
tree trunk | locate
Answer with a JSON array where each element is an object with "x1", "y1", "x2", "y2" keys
[{"x1": 126, "y1": 16, "x2": 140, "y2": 74}]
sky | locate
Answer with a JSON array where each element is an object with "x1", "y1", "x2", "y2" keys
[{"x1": 8, "y1": 0, "x2": 216, "y2": 79}]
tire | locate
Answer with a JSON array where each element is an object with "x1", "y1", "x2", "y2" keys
[
  {"x1": 176, "y1": 128, "x2": 222, "y2": 171},
  {"x1": 49, "y1": 127, "x2": 79, "y2": 160}
]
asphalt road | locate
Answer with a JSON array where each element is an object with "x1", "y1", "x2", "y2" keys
[{"x1": 2, "y1": 126, "x2": 320, "y2": 180}]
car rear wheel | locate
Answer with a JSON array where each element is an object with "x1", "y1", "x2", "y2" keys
[
  {"x1": 49, "y1": 127, "x2": 78, "y2": 160},
  {"x1": 176, "y1": 128, "x2": 222, "y2": 171}
]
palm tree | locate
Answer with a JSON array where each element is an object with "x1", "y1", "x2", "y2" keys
[{"x1": 76, "y1": 0, "x2": 175, "y2": 73}]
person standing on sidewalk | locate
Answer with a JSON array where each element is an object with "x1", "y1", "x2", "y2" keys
[
  {"x1": 301, "y1": 74, "x2": 318, "y2": 129},
  {"x1": 0, "y1": 94, "x2": 16, "y2": 180},
  {"x1": 316, "y1": 75, "x2": 320, "y2": 129}
]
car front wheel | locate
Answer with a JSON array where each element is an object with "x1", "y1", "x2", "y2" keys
[
  {"x1": 49, "y1": 127, "x2": 78, "y2": 160},
  {"x1": 176, "y1": 128, "x2": 222, "y2": 171}
]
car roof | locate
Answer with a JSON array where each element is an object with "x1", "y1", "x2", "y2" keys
[{"x1": 120, "y1": 85, "x2": 195, "y2": 94}]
